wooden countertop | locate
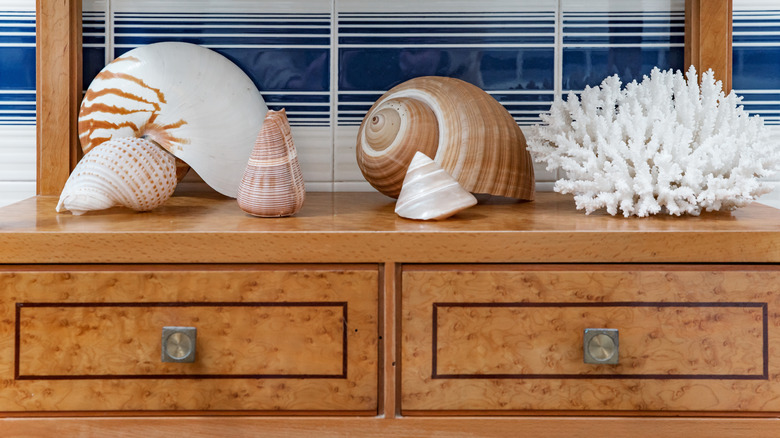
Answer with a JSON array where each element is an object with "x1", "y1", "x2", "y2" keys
[{"x1": 0, "y1": 192, "x2": 778, "y2": 264}]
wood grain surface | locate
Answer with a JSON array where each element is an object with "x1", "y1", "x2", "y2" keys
[
  {"x1": 0, "y1": 192, "x2": 777, "y2": 264},
  {"x1": 0, "y1": 266, "x2": 378, "y2": 412},
  {"x1": 401, "y1": 266, "x2": 780, "y2": 412},
  {"x1": 685, "y1": 0, "x2": 732, "y2": 90},
  {"x1": 2, "y1": 416, "x2": 780, "y2": 438},
  {"x1": 35, "y1": 0, "x2": 81, "y2": 195}
]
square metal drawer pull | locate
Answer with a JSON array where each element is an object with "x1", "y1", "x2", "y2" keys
[
  {"x1": 583, "y1": 328, "x2": 619, "y2": 364},
  {"x1": 162, "y1": 326, "x2": 197, "y2": 363}
]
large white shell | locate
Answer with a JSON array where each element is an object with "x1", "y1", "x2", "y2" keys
[
  {"x1": 237, "y1": 109, "x2": 306, "y2": 217},
  {"x1": 395, "y1": 151, "x2": 477, "y2": 220},
  {"x1": 78, "y1": 42, "x2": 267, "y2": 197},
  {"x1": 56, "y1": 137, "x2": 177, "y2": 215}
]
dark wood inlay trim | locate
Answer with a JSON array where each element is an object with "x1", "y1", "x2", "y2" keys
[
  {"x1": 15, "y1": 301, "x2": 348, "y2": 380},
  {"x1": 431, "y1": 301, "x2": 768, "y2": 380}
]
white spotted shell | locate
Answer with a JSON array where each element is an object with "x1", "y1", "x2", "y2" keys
[
  {"x1": 395, "y1": 151, "x2": 477, "y2": 220},
  {"x1": 56, "y1": 137, "x2": 177, "y2": 215},
  {"x1": 78, "y1": 42, "x2": 267, "y2": 197}
]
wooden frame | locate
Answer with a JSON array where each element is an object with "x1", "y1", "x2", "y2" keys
[{"x1": 34, "y1": 0, "x2": 734, "y2": 196}]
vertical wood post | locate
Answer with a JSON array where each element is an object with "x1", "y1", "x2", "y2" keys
[
  {"x1": 685, "y1": 0, "x2": 732, "y2": 90},
  {"x1": 36, "y1": 0, "x2": 82, "y2": 195}
]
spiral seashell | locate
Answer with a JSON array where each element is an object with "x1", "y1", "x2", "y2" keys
[
  {"x1": 56, "y1": 137, "x2": 178, "y2": 215},
  {"x1": 237, "y1": 109, "x2": 305, "y2": 217},
  {"x1": 395, "y1": 151, "x2": 478, "y2": 220},
  {"x1": 356, "y1": 76, "x2": 535, "y2": 200},
  {"x1": 78, "y1": 42, "x2": 267, "y2": 197}
]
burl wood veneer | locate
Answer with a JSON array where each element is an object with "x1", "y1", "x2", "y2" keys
[{"x1": 0, "y1": 267, "x2": 378, "y2": 412}]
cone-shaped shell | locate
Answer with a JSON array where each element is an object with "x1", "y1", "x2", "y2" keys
[
  {"x1": 237, "y1": 109, "x2": 306, "y2": 217},
  {"x1": 78, "y1": 42, "x2": 267, "y2": 197},
  {"x1": 395, "y1": 151, "x2": 478, "y2": 220},
  {"x1": 357, "y1": 76, "x2": 535, "y2": 200},
  {"x1": 56, "y1": 137, "x2": 177, "y2": 215}
]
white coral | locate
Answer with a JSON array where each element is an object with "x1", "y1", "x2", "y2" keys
[{"x1": 527, "y1": 66, "x2": 780, "y2": 217}]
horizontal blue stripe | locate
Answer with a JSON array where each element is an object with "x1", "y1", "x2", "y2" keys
[
  {"x1": 564, "y1": 26, "x2": 682, "y2": 33},
  {"x1": 501, "y1": 104, "x2": 551, "y2": 111},
  {"x1": 83, "y1": 36, "x2": 105, "y2": 45},
  {"x1": 263, "y1": 94, "x2": 330, "y2": 104},
  {"x1": 115, "y1": 12, "x2": 328, "y2": 16},
  {"x1": 339, "y1": 26, "x2": 555, "y2": 34},
  {"x1": 733, "y1": 23, "x2": 780, "y2": 30},
  {"x1": 564, "y1": 35, "x2": 684, "y2": 44},
  {"x1": 115, "y1": 26, "x2": 329, "y2": 35},
  {"x1": 115, "y1": 36, "x2": 330, "y2": 46},
  {"x1": 0, "y1": 104, "x2": 35, "y2": 110},
  {"x1": 486, "y1": 93, "x2": 554, "y2": 101},
  {"x1": 115, "y1": 19, "x2": 329, "y2": 26},
  {"x1": 741, "y1": 104, "x2": 780, "y2": 111},
  {"x1": 339, "y1": 20, "x2": 555, "y2": 26},
  {"x1": 564, "y1": 19, "x2": 683, "y2": 26},
  {"x1": 271, "y1": 110, "x2": 329, "y2": 118},
  {"x1": 0, "y1": 25, "x2": 34, "y2": 32},
  {"x1": 265, "y1": 104, "x2": 329, "y2": 112},
  {"x1": 0, "y1": 93, "x2": 34, "y2": 101},
  {"x1": 338, "y1": 94, "x2": 382, "y2": 103},
  {"x1": 738, "y1": 94, "x2": 780, "y2": 101},
  {"x1": 733, "y1": 35, "x2": 780, "y2": 43},
  {"x1": 339, "y1": 36, "x2": 555, "y2": 45},
  {"x1": 340, "y1": 47, "x2": 554, "y2": 92},
  {"x1": 0, "y1": 35, "x2": 35, "y2": 44}
]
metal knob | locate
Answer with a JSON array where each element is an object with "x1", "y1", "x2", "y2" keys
[
  {"x1": 162, "y1": 326, "x2": 197, "y2": 363},
  {"x1": 583, "y1": 328, "x2": 619, "y2": 364}
]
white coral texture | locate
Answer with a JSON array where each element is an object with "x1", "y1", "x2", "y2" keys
[{"x1": 527, "y1": 67, "x2": 780, "y2": 217}]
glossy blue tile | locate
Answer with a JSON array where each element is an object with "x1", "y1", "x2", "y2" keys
[
  {"x1": 562, "y1": 47, "x2": 684, "y2": 89},
  {"x1": 339, "y1": 48, "x2": 554, "y2": 92},
  {"x1": 0, "y1": 47, "x2": 35, "y2": 90}
]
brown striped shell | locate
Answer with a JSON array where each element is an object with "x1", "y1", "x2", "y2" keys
[
  {"x1": 237, "y1": 109, "x2": 306, "y2": 217},
  {"x1": 356, "y1": 76, "x2": 535, "y2": 200},
  {"x1": 56, "y1": 137, "x2": 177, "y2": 215},
  {"x1": 78, "y1": 42, "x2": 267, "y2": 197}
]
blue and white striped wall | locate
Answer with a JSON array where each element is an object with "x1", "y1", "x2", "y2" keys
[
  {"x1": 1, "y1": 0, "x2": 777, "y2": 208},
  {"x1": 0, "y1": 0, "x2": 35, "y2": 207}
]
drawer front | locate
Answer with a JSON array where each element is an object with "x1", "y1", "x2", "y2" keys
[
  {"x1": 0, "y1": 266, "x2": 378, "y2": 413},
  {"x1": 401, "y1": 265, "x2": 780, "y2": 413}
]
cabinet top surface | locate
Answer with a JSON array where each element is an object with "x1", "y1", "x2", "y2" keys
[{"x1": 0, "y1": 192, "x2": 777, "y2": 264}]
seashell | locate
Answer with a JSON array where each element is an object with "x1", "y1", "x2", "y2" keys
[
  {"x1": 56, "y1": 137, "x2": 177, "y2": 215},
  {"x1": 78, "y1": 42, "x2": 267, "y2": 197},
  {"x1": 237, "y1": 109, "x2": 305, "y2": 217},
  {"x1": 395, "y1": 151, "x2": 478, "y2": 220},
  {"x1": 356, "y1": 76, "x2": 535, "y2": 200}
]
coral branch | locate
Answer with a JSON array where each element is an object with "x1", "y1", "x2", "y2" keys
[{"x1": 528, "y1": 66, "x2": 780, "y2": 217}]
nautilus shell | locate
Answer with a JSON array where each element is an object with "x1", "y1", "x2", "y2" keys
[
  {"x1": 356, "y1": 76, "x2": 535, "y2": 200},
  {"x1": 237, "y1": 109, "x2": 305, "y2": 217},
  {"x1": 395, "y1": 152, "x2": 477, "y2": 220},
  {"x1": 78, "y1": 42, "x2": 267, "y2": 197},
  {"x1": 56, "y1": 137, "x2": 178, "y2": 215}
]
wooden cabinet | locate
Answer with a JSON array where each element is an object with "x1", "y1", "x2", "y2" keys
[{"x1": 0, "y1": 192, "x2": 779, "y2": 436}]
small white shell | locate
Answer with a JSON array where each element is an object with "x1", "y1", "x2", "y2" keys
[
  {"x1": 395, "y1": 151, "x2": 477, "y2": 220},
  {"x1": 237, "y1": 109, "x2": 306, "y2": 217},
  {"x1": 78, "y1": 42, "x2": 268, "y2": 197},
  {"x1": 56, "y1": 137, "x2": 177, "y2": 215}
]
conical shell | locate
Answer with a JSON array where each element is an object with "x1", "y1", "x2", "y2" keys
[
  {"x1": 237, "y1": 109, "x2": 306, "y2": 217},
  {"x1": 56, "y1": 137, "x2": 177, "y2": 215},
  {"x1": 78, "y1": 42, "x2": 267, "y2": 197},
  {"x1": 395, "y1": 151, "x2": 478, "y2": 220},
  {"x1": 357, "y1": 76, "x2": 535, "y2": 200}
]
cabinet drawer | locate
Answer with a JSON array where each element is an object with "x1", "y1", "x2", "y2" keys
[
  {"x1": 0, "y1": 266, "x2": 378, "y2": 413},
  {"x1": 401, "y1": 265, "x2": 780, "y2": 413}
]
